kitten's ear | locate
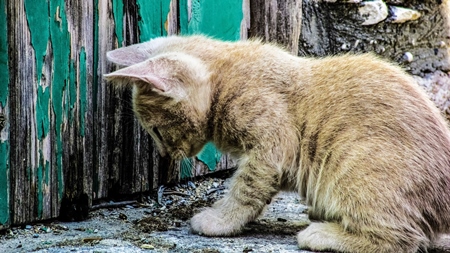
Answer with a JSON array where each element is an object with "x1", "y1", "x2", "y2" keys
[
  {"x1": 104, "y1": 60, "x2": 170, "y2": 92},
  {"x1": 104, "y1": 56, "x2": 189, "y2": 100},
  {"x1": 106, "y1": 42, "x2": 153, "y2": 66}
]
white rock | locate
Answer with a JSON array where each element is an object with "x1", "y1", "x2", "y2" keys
[
  {"x1": 403, "y1": 52, "x2": 414, "y2": 63},
  {"x1": 388, "y1": 6, "x2": 421, "y2": 23},
  {"x1": 358, "y1": 0, "x2": 388, "y2": 26}
]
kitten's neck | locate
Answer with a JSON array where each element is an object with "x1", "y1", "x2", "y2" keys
[{"x1": 203, "y1": 47, "x2": 312, "y2": 156}]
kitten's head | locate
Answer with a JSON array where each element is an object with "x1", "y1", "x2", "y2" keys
[{"x1": 104, "y1": 38, "x2": 212, "y2": 160}]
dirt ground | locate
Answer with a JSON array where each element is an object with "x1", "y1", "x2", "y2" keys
[{"x1": 0, "y1": 175, "x2": 314, "y2": 253}]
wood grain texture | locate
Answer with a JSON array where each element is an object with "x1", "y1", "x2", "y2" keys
[
  {"x1": 4, "y1": 0, "x2": 240, "y2": 225},
  {"x1": 0, "y1": 0, "x2": 10, "y2": 228},
  {"x1": 8, "y1": 0, "x2": 42, "y2": 224},
  {"x1": 249, "y1": 0, "x2": 302, "y2": 55}
]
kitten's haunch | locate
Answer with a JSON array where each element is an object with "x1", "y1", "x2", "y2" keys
[{"x1": 105, "y1": 35, "x2": 450, "y2": 253}]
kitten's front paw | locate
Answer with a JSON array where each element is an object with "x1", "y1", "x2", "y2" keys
[{"x1": 190, "y1": 208, "x2": 242, "y2": 236}]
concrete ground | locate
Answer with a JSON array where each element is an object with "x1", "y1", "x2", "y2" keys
[{"x1": 1, "y1": 177, "x2": 314, "y2": 253}]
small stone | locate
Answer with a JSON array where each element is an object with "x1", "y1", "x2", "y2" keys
[
  {"x1": 341, "y1": 43, "x2": 350, "y2": 51},
  {"x1": 402, "y1": 52, "x2": 414, "y2": 63},
  {"x1": 54, "y1": 224, "x2": 69, "y2": 231},
  {"x1": 94, "y1": 229, "x2": 99, "y2": 233},
  {"x1": 277, "y1": 218, "x2": 287, "y2": 222},
  {"x1": 187, "y1": 181, "x2": 196, "y2": 189},
  {"x1": 25, "y1": 225, "x2": 32, "y2": 230},
  {"x1": 118, "y1": 213, "x2": 128, "y2": 220},
  {"x1": 141, "y1": 244, "x2": 155, "y2": 249},
  {"x1": 40, "y1": 227, "x2": 52, "y2": 233},
  {"x1": 387, "y1": 6, "x2": 421, "y2": 23},
  {"x1": 358, "y1": 0, "x2": 388, "y2": 25},
  {"x1": 243, "y1": 247, "x2": 253, "y2": 253},
  {"x1": 33, "y1": 234, "x2": 39, "y2": 238},
  {"x1": 82, "y1": 236, "x2": 102, "y2": 243}
]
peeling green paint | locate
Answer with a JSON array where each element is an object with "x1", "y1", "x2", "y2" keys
[
  {"x1": 26, "y1": 0, "x2": 71, "y2": 209},
  {"x1": 112, "y1": 0, "x2": 124, "y2": 46},
  {"x1": 0, "y1": 0, "x2": 8, "y2": 106},
  {"x1": 0, "y1": 142, "x2": 9, "y2": 225},
  {"x1": 24, "y1": 0, "x2": 51, "y2": 140},
  {"x1": 36, "y1": 87, "x2": 50, "y2": 139},
  {"x1": 79, "y1": 48, "x2": 87, "y2": 137},
  {"x1": 23, "y1": 0, "x2": 50, "y2": 87},
  {"x1": 0, "y1": 0, "x2": 10, "y2": 226},
  {"x1": 49, "y1": 0, "x2": 70, "y2": 201},
  {"x1": 136, "y1": 0, "x2": 170, "y2": 41},
  {"x1": 197, "y1": 142, "x2": 222, "y2": 171},
  {"x1": 179, "y1": 0, "x2": 243, "y2": 41}
]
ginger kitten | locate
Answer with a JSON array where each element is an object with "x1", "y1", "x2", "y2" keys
[{"x1": 105, "y1": 35, "x2": 450, "y2": 253}]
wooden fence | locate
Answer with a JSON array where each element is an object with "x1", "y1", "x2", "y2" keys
[
  {"x1": 5, "y1": 0, "x2": 443, "y2": 229},
  {"x1": 0, "y1": 0, "x2": 300, "y2": 228}
]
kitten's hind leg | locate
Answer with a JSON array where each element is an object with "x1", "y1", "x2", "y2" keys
[
  {"x1": 190, "y1": 158, "x2": 280, "y2": 236},
  {"x1": 297, "y1": 222, "x2": 419, "y2": 253}
]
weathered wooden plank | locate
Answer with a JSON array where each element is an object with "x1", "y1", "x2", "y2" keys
[
  {"x1": 47, "y1": 0, "x2": 73, "y2": 222},
  {"x1": 58, "y1": 0, "x2": 95, "y2": 221},
  {"x1": 7, "y1": 0, "x2": 94, "y2": 223},
  {"x1": 96, "y1": 0, "x2": 117, "y2": 200},
  {"x1": 249, "y1": 0, "x2": 302, "y2": 55},
  {"x1": 0, "y1": 0, "x2": 10, "y2": 229},
  {"x1": 8, "y1": 0, "x2": 41, "y2": 224}
]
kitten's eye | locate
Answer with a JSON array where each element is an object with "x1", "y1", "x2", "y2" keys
[{"x1": 153, "y1": 127, "x2": 163, "y2": 141}]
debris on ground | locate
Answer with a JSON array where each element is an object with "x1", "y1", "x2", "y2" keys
[{"x1": 0, "y1": 175, "x2": 311, "y2": 253}]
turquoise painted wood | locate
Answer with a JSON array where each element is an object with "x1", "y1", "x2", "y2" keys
[
  {"x1": 179, "y1": 0, "x2": 243, "y2": 41},
  {"x1": 0, "y1": 0, "x2": 10, "y2": 229},
  {"x1": 2, "y1": 0, "x2": 243, "y2": 226}
]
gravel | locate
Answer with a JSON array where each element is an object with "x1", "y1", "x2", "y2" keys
[{"x1": 0, "y1": 176, "x2": 313, "y2": 253}]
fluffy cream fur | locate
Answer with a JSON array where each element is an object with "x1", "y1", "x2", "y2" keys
[{"x1": 105, "y1": 35, "x2": 450, "y2": 253}]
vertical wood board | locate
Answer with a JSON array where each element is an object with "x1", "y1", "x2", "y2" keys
[
  {"x1": 0, "y1": 0, "x2": 10, "y2": 228},
  {"x1": 8, "y1": 0, "x2": 93, "y2": 224}
]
